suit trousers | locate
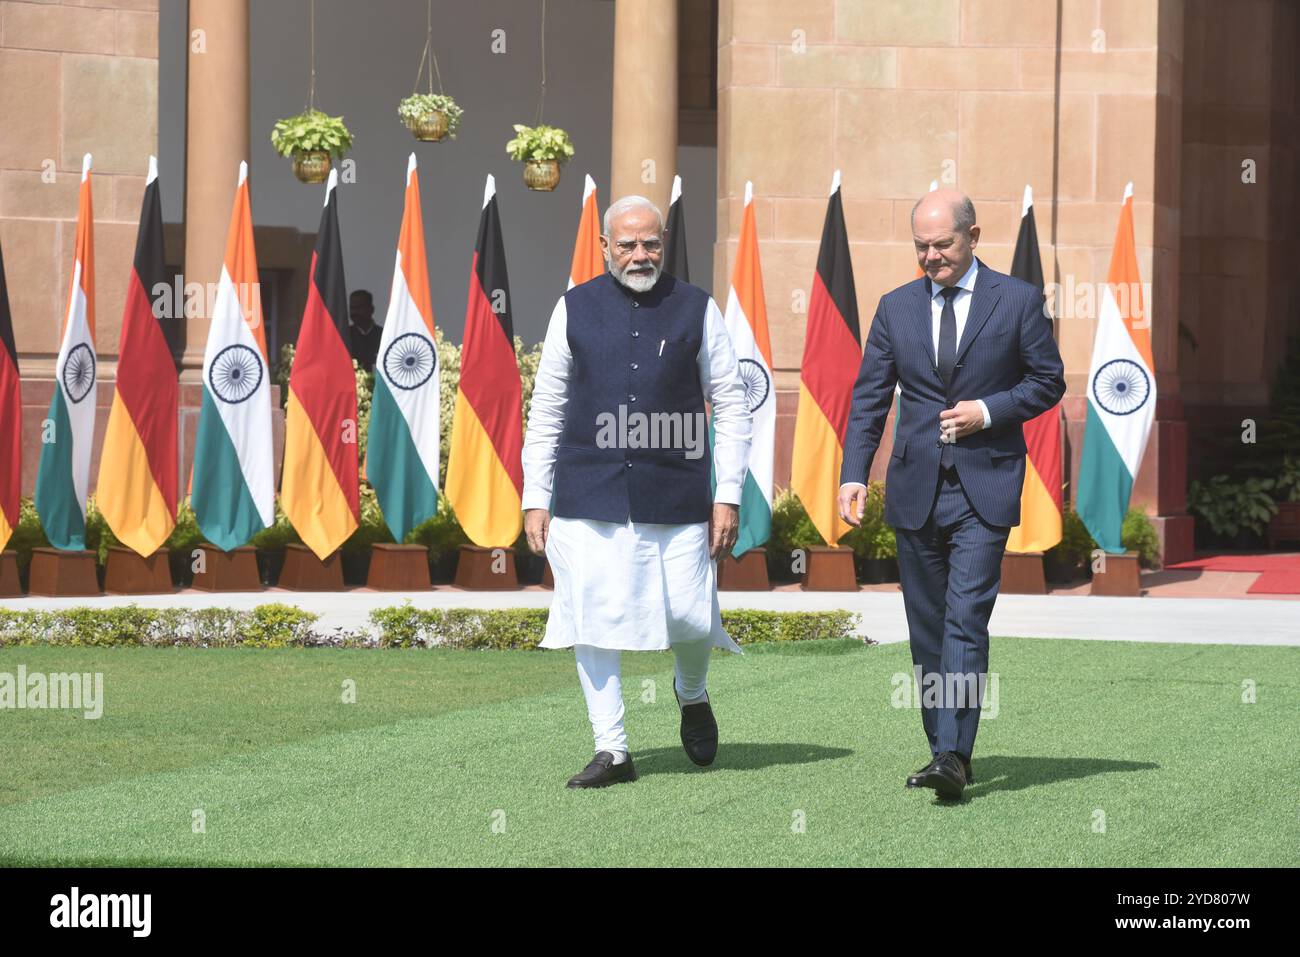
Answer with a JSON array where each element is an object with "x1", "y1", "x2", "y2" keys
[{"x1": 894, "y1": 465, "x2": 1010, "y2": 759}]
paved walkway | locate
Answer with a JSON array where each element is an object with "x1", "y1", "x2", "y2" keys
[{"x1": 3, "y1": 582, "x2": 1297, "y2": 647}]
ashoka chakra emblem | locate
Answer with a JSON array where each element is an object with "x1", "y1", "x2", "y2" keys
[
  {"x1": 61, "y1": 343, "x2": 96, "y2": 404},
  {"x1": 383, "y1": 332, "x2": 437, "y2": 391},
  {"x1": 1092, "y1": 358, "x2": 1150, "y2": 416},
  {"x1": 209, "y1": 344, "x2": 263, "y2": 404},
  {"x1": 738, "y1": 358, "x2": 770, "y2": 413}
]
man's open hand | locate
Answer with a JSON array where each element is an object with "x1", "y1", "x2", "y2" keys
[
  {"x1": 709, "y1": 503, "x2": 739, "y2": 559},
  {"x1": 938, "y1": 399, "x2": 985, "y2": 443},
  {"x1": 524, "y1": 508, "x2": 550, "y2": 555}
]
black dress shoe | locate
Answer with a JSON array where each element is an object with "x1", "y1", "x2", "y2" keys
[
  {"x1": 566, "y1": 751, "x2": 637, "y2": 789},
  {"x1": 916, "y1": 751, "x2": 967, "y2": 800},
  {"x1": 906, "y1": 757, "x2": 974, "y2": 788},
  {"x1": 673, "y1": 683, "x2": 719, "y2": 767},
  {"x1": 906, "y1": 757, "x2": 938, "y2": 788}
]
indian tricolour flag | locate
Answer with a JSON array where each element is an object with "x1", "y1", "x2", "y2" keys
[
  {"x1": 1077, "y1": 182, "x2": 1156, "y2": 554},
  {"x1": 35, "y1": 153, "x2": 96, "y2": 550},
  {"x1": 366, "y1": 153, "x2": 441, "y2": 542},
  {"x1": 722, "y1": 180, "x2": 773, "y2": 557},
  {"x1": 191, "y1": 161, "x2": 274, "y2": 550}
]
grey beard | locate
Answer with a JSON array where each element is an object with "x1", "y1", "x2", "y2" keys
[{"x1": 610, "y1": 260, "x2": 660, "y2": 293}]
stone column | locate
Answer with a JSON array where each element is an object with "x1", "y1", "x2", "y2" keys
[
  {"x1": 182, "y1": 0, "x2": 249, "y2": 375},
  {"x1": 610, "y1": 0, "x2": 677, "y2": 213}
]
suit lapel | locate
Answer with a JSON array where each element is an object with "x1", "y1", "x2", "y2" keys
[
  {"x1": 956, "y1": 259, "x2": 1001, "y2": 364},
  {"x1": 912, "y1": 279, "x2": 940, "y2": 377}
]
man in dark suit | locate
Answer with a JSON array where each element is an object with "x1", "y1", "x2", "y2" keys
[{"x1": 837, "y1": 188, "x2": 1065, "y2": 801}]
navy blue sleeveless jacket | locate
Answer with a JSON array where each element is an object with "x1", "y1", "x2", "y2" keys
[{"x1": 552, "y1": 272, "x2": 713, "y2": 525}]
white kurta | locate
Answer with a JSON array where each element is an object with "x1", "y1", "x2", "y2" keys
[{"x1": 521, "y1": 289, "x2": 753, "y2": 652}]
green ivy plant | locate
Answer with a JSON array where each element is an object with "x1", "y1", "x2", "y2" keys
[
  {"x1": 1188, "y1": 475, "x2": 1279, "y2": 539},
  {"x1": 505, "y1": 124, "x2": 575, "y2": 163},
  {"x1": 397, "y1": 93, "x2": 463, "y2": 138},
  {"x1": 270, "y1": 109, "x2": 354, "y2": 159}
]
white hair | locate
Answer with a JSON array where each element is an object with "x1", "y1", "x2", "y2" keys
[{"x1": 603, "y1": 195, "x2": 664, "y2": 235}]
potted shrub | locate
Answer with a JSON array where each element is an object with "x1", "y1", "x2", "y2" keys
[
  {"x1": 398, "y1": 93, "x2": 463, "y2": 142},
  {"x1": 505, "y1": 123, "x2": 575, "y2": 191},
  {"x1": 1188, "y1": 474, "x2": 1278, "y2": 550},
  {"x1": 766, "y1": 488, "x2": 827, "y2": 584},
  {"x1": 270, "y1": 109, "x2": 354, "y2": 183},
  {"x1": 1045, "y1": 505, "x2": 1093, "y2": 582},
  {"x1": 860, "y1": 523, "x2": 899, "y2": 584}
]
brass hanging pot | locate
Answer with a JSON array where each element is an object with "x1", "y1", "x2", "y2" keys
[{"x1": 523, "y1": 159, "x2": 560, "y2": 191}]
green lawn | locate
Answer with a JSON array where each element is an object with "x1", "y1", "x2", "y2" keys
[{"x1": 0, "y1": 637, "x2": 1295, "y2": 866}]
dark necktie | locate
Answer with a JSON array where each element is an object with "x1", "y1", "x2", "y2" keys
[{"x1": 937, "y1": 286, "x2": 959, "y2": 388}]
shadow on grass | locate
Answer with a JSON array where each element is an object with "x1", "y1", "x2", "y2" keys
[
  {"x1": 633, "y1": 742, "x2": 853, "y2": 776},
  {"x1": 929, "y1": 755, "x2": 1160, "y2": 805}
]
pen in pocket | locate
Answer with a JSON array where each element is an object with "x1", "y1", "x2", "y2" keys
[{"x1": 659, "y1": 339, "x2": 665, "y2": 357}]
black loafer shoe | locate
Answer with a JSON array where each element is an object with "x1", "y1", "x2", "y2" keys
[
  {"x1": 673, "y1": 683, "x2": 719, "y2": 767},
  {"x1": 917, "y1": 750, "x2": 967, "y2": 800},
  {"x1": 566, "y1": 751, "x2": 637, "y2": 789}
]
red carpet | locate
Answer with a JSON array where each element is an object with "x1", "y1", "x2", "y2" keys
[{"x1": 1167, "y1": 553, "x2": 1300, "y2": 594}]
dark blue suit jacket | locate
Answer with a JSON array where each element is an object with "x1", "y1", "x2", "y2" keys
[{"x1": 839, "y1": 259, "x2": 1066, "y2": 531}]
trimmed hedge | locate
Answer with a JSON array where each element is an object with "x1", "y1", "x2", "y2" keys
[{"x1": 0, "y1": 604, "x2": 864, "y2": 651}]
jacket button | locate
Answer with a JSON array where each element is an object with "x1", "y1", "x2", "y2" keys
[
  {"x1": 936, "y1": 440, "x2": 942, "y2": 448},
  {"x1": 632, "y1": 301, "x2": 639, "y2": 308},
  {"x1": 631, "y1": 330, "x2": 639, "y2": 337},
  {"x1": 629, "y1": 394, "x2": 637, "y2": 402},
  {"x1": 625, "y1": 461, "x2": 632, "y2": 469},
  {"x1": 630, "y1": 363, "x2": 638, "y2": 370}
]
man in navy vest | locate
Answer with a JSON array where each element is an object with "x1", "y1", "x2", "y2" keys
[
  {"x1": 523, "y1": 195, "x2": 753, "y2": 789},
  {"x1": 838, "y1": 189, "x2": 1065, "y2": 801}
]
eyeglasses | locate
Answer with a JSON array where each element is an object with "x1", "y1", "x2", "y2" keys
[{"x1": 608, "y1": 238, "x2": 663, "y2": 256}]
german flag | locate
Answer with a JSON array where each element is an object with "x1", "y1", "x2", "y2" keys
[
  {"x1": 1006, "y1": 184, "x2": 1063, "y2": 554},
  {"x1": 0, "y1": 232, "x2": 19, "y2": 553},
  {"x1": 281, "y1": 169, "x2": 359, "y2": 559},
  {"x1": 568, "y1": 174, "x2": 603, "y2": 288},
  {"x1": 791, "y1": 170, "x2": 860, "y2": 547},
  {"x1": 445, "y1": 174, "x2": 523, "y2": 547},
  {"x1": 96, "y1": 156, "x2": 177, "y2": 557}
]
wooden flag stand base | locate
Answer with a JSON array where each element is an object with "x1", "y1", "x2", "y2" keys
[
  {"x1": 1089, "y1": 550, "x2": 1142, "y2": 596},
  {"x1": 104, "y1": 546, "x2": 175, "y2": 594},
  {"x1": 719, "y1": 548, "x2": 771, "y2": 591},
  {"x1": 453, "y1": 544, "x2": 520, "y2": 590},
  {"x1": 27, "y1": 547, "x2": 101, "y2": 597},
  {"x1": 541, "y1": 559, "x2": 554, "y2": 590},
  {"x1": 191, "y1": 545, "x2": 262, "y2": 592},
  {"x1": 801, "y1": 546, "x2": 859, "y2": 591},
  {"x1": 278, "y1": 543, "x2": 344, "y2": 591},
  {"x1": 1, "y1": 550, "x2": 22, "y2": 596},
  {"x1": 1000, "y1": 551, "x2": 1047, "y2": 595},
  {"x1": 366, "y1": 543, "x2": 431, "y2": 590}
]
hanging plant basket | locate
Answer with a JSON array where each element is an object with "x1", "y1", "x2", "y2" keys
[
  {"x1": 506, "y1": 124, "x2": 574, "y2": 192},
  {"x1": 397, "y1": 93, "x2": 463, "y2": 143},
  {"x1": 270, "y1": 109, "x2": 353, "y2": 185},
  {"x1": 410, "y1": 111, "x2": 448, "y2": 142},
  {"x1": 523, "y1": 159, "x2": 561, "y2": 191},
  {"x1": 292, "y1": 150, "x2": 331, "y2": 184}
]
